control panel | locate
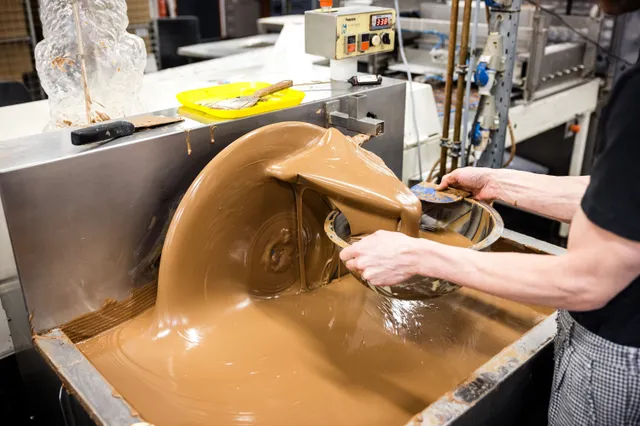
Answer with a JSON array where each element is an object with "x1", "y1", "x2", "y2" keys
[{"x1": 305, "y1": 6, "x2": 396, "y2": 60}]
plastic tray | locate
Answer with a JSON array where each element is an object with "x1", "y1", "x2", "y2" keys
[{"x1": 176, "y1": 82, "x2": 306, "y2": 119}]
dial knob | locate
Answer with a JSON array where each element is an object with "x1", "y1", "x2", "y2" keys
[
  {"x1": 381, "y1": 32, "x2": 391, "y2": 45},
  {"x1": 371, "y1": 34, "x2": 381, "y2": 46}
]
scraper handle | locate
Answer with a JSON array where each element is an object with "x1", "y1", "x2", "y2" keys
[
  {"x1": 253, "y1": 80, "x2": 293, "y2": 99},
  {"x1": 71, "y1": 121, "x2": 136, "y2": 146}
]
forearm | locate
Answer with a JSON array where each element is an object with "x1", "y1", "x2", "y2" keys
[
  {"x1": 416, "y1": 242, "x2": 604, "y2": 311},
  {"x1": 490, "y1": 169, "x2": 589, "y2": 223}
]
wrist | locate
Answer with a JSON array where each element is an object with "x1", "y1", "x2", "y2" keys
[
  {"x1": 487, "y1": 169, "x2": 512, "y2": 203},
  {"x1": 411, "y1": 238, "x2": 453, "y2": 278}
]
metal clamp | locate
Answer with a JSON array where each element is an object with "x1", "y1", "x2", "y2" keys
[
  {"x1": 324, "y1": 94, "x2": 385, "y2": 136},
  {"x1": 455, "y1": 64, "x2": 469, "y2": 75},
  {"x1": 449, "y1": 143, "x2": 461, "y2": 158},
  {"x1": 440, "y1": 137, "x2": 453, "y2": 148}
]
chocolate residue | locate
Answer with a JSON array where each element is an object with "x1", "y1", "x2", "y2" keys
[
  {"x1": 62, "y1": 282, "x2": 157, "y2": 343},
  {"x1": 185, "y1": 129, "x2": 192, "y2": 156},
  {"x1": 209, "y1": 125, "x2": 216, "y2": 144},
  {"x1": 350, "y1": 133, "x2": 372, "y2": 146},
  {"x1": 51, "y1": 56, "x2": 75, "y2": 71},
  {"x1": 77, "y1": 123, "x2": 546, "y2": 425}
]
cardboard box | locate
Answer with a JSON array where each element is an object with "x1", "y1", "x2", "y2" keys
[
  {"x1": 127, "y1": 0, "x2": 151, "y2": 25},
  {"x1": 0, "y1": 42, "x2": 33, "y2": 82},
  {"x1": 0, "y1": 1, "x2": 29, "y2": 40}
]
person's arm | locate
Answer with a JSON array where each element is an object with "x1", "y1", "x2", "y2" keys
[
  {"x1": 342, "y1": 70, "x2": 640, "y2": 310},
  {"x1": 341, "y1": 208, "x2": 640, "y2": 311},
  {"x1": 415, "y1": 208, "x2": 640, "y2": 310},
  {"x1": 438, "y1": 168, "x2": 589, "y2": 223}
]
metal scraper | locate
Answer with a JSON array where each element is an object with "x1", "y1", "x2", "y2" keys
[
  {"x1": 411, "y1": 181, "x2": 470, "y2": 204},
  {"x1": 200, "y1": 80, "x2": 293, "y2": 111},
  {"x1": 70, "y1": 115, "x2": 184, "y2": 146}
]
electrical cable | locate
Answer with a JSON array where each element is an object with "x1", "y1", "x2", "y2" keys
[
  {"x1": 524, "y1": 0, "x2": 634, "y2": 67},
  {"x1": 503, "y1": 119, "x2": 517, "y2": 167},
  {"x1": 394, "y1": 7, "x2": 425, "y2": 180},
  {"x1": 59, "y1": 385, "x2": 70, "y2": 426},
  {"x1": 427, "y1": 158, "x2": 440, "y2": 182}
]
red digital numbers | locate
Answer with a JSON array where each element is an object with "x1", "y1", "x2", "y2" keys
[{"x1": 371, "y1": 15, "x2": 391, "y2": 29}]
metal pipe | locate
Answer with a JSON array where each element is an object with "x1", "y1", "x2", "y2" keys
[
  {"x1": 461, "y1": 0, "x2": 481, "y2": 167},
  {"x1": 450, "y1": 0, "x2": 474, "y2": 171},
  {"x1": 438, "y1": 0, "x2": 461, "y2": 180}
]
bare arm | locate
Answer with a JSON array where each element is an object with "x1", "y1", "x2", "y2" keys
[
  {"x1": 439, "y1": 168, "x2": 590, "y2": 223},
  {"x1": 408, "y1": 208, "x2": 640, "y2": 310},
  {"x1": 490, "y1": 169, "x2": 589, "y2": 223},
  {"x1": 341, "y1": 207, "x2": 640, "y2": 311}
]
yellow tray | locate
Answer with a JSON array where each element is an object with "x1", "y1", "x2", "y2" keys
[{"x1": 176, "y1": 82, "x2": 306, "y2": 119}]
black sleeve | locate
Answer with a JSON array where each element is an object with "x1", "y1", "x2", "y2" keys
[{"x1": 581, "y1": 71, "x2": 640, "y2": 242}]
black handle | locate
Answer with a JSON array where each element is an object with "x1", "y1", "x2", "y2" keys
[{"x1": 71, "y1": 121, "x2": 136, "y2": 146}]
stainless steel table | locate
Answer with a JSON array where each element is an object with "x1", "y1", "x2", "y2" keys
[{"x1": 177, "y1": 34, "x2": 279, "y2": 59}]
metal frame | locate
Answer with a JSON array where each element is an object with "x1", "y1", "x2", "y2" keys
[
  {"x1": 399, "y1": 17, "x2": 536, "y2": 52},
  {"x1": 0, "y1": 80, "x2": 406, "y2": 337},
  {"x1": 610, "y1": 10, "x2": 640, "y2": 84},
  {"x1": 523, "y1": 10, "x2": 548, "y2": 101},
  {"x1": 24, "y1": 0, "x2": 37, "y2": 49},
  {"x1": 477, "y1": 0, "x2": 522, "y2": 168},
  {"x1": 177, "y1": 34, "x2": 279, "y2": 59},
  {"x1": 508, "y1": 78, "x2": 599, "y2": 144},
  {"x1": 398, "y1": 9, "x2": 599, "y2": 103},
  {"x1": 34, "y1": 330, "x2": 143, "y2": 426},
  {"x1": 411, "y1": 228, "x2": 563, "y2": 425}
]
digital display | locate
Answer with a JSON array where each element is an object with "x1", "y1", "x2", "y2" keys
[{"x1": 370, "y1": 13, "x2": 392, "y2": 30}]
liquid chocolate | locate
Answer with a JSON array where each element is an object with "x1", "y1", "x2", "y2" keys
[{"x1": 77, "y1": 123, "x2": 546, "y2": 425}]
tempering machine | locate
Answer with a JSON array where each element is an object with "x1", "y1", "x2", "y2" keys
[{"x1": 0, "y1": 6, "x2": 562, "y2": 425}]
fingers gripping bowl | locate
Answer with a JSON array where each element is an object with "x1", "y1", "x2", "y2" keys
[{"x1": 324, "y1": 199, "x2": 504, "y2": 300}]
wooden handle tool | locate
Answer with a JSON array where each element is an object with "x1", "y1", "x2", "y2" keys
[{"x1": 202, "y1": 80, "x2": 294, "y2": 111}]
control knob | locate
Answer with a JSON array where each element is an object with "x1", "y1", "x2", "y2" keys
[
  {"x1": 381, "y1": 32, "x2": 391, "y2": 45},
  {"x1": 371, "y1": 34, "x2": 381, "y2": 46}
]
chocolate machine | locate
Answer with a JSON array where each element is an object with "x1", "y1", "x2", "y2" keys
[{"x1": 0, "y1": 79, "x2": 563, "y2": 425}]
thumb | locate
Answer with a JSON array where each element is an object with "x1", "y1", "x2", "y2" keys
[{"x1": 436, "y1": 174, "x2": 454, "y2": 190}]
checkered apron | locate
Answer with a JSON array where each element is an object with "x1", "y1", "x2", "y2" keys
[{"x1": 549, "y1": 310, "x2": 640, "y2": 425}]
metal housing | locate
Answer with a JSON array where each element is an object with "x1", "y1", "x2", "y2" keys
[{"x1": 0, "y1": 79, "x2": 562, "y2": 424}]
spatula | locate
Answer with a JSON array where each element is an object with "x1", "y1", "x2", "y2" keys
[
  {"x1": 199, "y1": 80, "x2": 293, "y2": 111},
  {"x1": 411, "y1": 181, "x2": 471, "y2": 204},
  {"x1": 70, "y1": 115, "x2": 184, "y2": 145}
]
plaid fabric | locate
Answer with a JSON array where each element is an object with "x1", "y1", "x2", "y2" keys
[{"x1": 549, "y1": 310, "x2": 640, "y2": 425}]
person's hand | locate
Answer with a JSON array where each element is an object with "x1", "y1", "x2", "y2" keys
[
  {"x1": 437, "y1": 167, "x2": 501, "y2": 202},
  {"x1": 339, "y1": 230, "x2": 422, "y2": 286}
]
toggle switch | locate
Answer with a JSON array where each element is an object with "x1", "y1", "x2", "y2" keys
[
  {"x1": 359, "y1": 33, "x2": 370, "y2": 51},
  {"x1": 346, "y1": 35, "x2": 356, "y2": 53}
]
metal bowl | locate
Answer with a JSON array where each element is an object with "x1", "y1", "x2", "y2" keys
[{"x1": 324, "y1": 199, "x2": 504, "y2": 300}]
